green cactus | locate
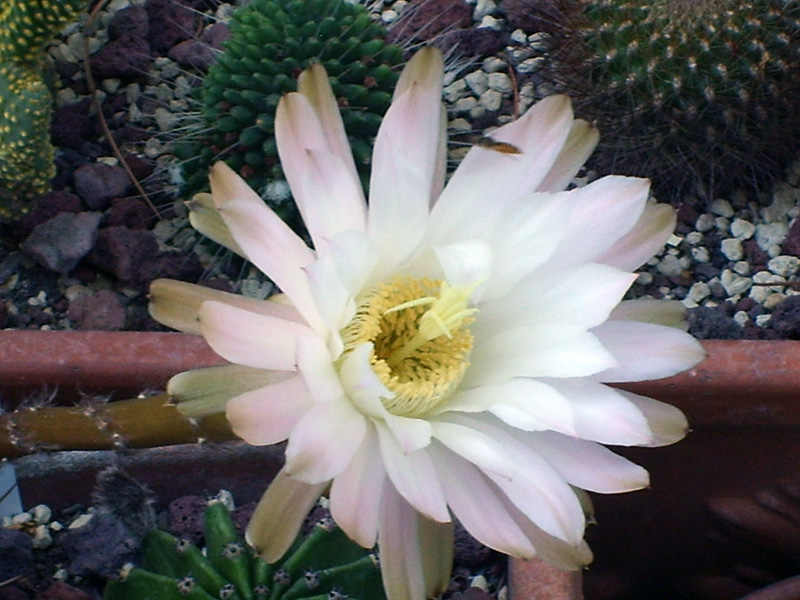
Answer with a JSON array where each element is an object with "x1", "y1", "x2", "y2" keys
[
  {"x1": 553, "y1": 0, "x2": 800, "y2": 200},
  {"x1": 0, "y1": 0, "x2": 87, "y2": 218},
  {"x1": 104, "y1": 500, "x2": 387, "y2": 600},
  {"x1": 175, "y1": 0, "x2": 404, "y2": 230}
]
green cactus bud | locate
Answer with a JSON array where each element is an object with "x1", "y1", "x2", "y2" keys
[
  {"x1": 177, "y1": 0, "x2": 404, "y2": 228},
  {"x1": 104, "y1": 500, "x2": 387, "y2": 600},
  {"x1": 553, "y1": 0, "x2": 800, "y2": 200}
]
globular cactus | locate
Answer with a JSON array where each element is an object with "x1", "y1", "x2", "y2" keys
[
  {"x1": 176, "y1": 0, "x2": 404, "y2": 230},
  {"x1": 0, "y1": 0, "x2": 88, "y2": 217},
  {"x1": 553, "y1": 0, "x2": 800, "y2": 200},
  {"x1": 104, "y1": 500, "x2": 387, "y2": 600}
]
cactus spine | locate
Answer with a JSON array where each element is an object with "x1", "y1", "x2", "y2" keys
[
  {"x1": 0, "y1": 0, "x2": 88, "y2": 217},
  {"x1": 554, "y1": 0, "x2": 800, "y2": 200},
  {"x1": 104, "y1": 501, "x2": 387, "y2": 600},
  {"x1": 176, "y1": 0, "x2": 404, "y2": 231}
]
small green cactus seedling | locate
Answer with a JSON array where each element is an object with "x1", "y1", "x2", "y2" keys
[
  {"x1": 104, "y1": 500, "x2": 387, "y2": 600},
  {"x1": 176, "y1": 0, "x2": 404, "y2": 231},
  {"x1": 0, "y1": 0, "x2": 88, "y2": 218},
  {"x1": 554, "y1": 0, "x2": 800, "y2": 200}
]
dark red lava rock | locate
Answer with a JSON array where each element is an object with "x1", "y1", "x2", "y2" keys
[
  {"x1": 168, "y1": 495, "x2": 207, "y2": 545},
  {"x1": 51, "y1": 98, "x2": 94, "y2": 149},
  {"x1": 145, "y1": 0, "x2": 200, "y2": 54},
  {"x1": 687, "y1": 306, "x2": 744, "y2": 340},
  {"x1": 499, "y1": 0, "x2": 571, "y2": 34},
  {"x1": 89, "y1": 226, "x2": 159, "y2": 284},
  {"x1": 106, "y1": 197, "x2": 153, "y2": 230},
  {"x1": 89, "y1": 33, "x2": 153, "y2": 80},
  {"x1": 168, "y1": 38, "x2": 218, "y2": 71},
  {"x1": 21, "y1": 212, "x2": 103, "y2": 275},
  {"x1": 37, "y1": 581, "x2": 96, "y2": 600},
  {"x1": 0, "y1": 528, "x2": 34, "y2": 582},
  {"x1": 388, "y1": 0, "x2": 472, "y2": 45},
  {"x1": 449, "y1": 587, "x2": 495, "y2": 600},
  {"x1": 73, "y1": 163, "x2": 133, "y2": 210},
  {"x1": 108, "y1": 5, "x2": 149, "y2": 40},
  {"x1": 782, "y1": 218, "x2": 800, "y2": 258},
  {"x1": 15, "y1": 191, "x2": 84, "y2": 239},
  {"x1": 67, "y1": 289, "x2": 127, "y2": 330},
  {"x1": 769, "y1": 295, "x2": 800, "y2": 339}
]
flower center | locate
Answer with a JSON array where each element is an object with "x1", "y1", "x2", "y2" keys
[{"x1": 340, "y1": 277, "x2": 476, "y2": 418}]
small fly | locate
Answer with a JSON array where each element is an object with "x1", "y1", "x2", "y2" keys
[{"x1": 474, "y1": 136, "x2": 523, "y2": 155}]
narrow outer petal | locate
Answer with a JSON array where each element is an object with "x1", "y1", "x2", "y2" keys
[
  {"x1": 378, "y1": 483, "x2": 427, "y2": 600},
  {"x1": 247, "y1": 468, "x2": 327, "y2": 563},
  {"x1": 536, "y1": 119, "x2": 600, "y2": 193},
  {"x1": 198, "y1": 301, "x2": 312, "y2": 371},
  {"x1": 598, "y1": 203, "x2": 677, "y2": 271},
  {"x1": 209, "y1": 162, "x2": 323, "y2": 331},
  {"x1": 368, "y1": 47, "x2": 444, "y2": 276},
  {"x1": 186, "y1": 192, "x2": 246, "y2": 257}
]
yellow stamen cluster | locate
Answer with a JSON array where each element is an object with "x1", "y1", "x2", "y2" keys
[{"x1": 340, "y1": 277, "x2": 476, "y2": 418}]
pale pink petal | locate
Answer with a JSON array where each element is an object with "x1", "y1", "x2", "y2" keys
[
  {"x1": 303, "y1": 255, "x2": 354, "y2": 345},
  {"x1": 326, "y1": 230, "x2": 378, "y2": 295},
  {"x1": 466, "y1": 327, "x2": 618, "y2": 385},
  {"x1": 285, "y1": 397, "x2": 367, "y2": 483},
  {"x1": 431, "y1": 419, "x2": 519, "y2": 479},
  {"x1": 149, "y1": 278, "x2": 305, "y2": 335},
  {"x1": 368, "y1": 49, "x2": 444, "y2": 275},
  {"x1": 375, "y1": 422, "x2": 450, "y2": 523},
  {"x1": 433, "y1": 241, "x2": 492, "y2": 289},
  {"x1": 617, "y1": 389, "x2": 690, "y2": 446},
  {"x1": 209, "y1": 163, "x2": 323, "y2": 330},
  {"x1": 198, "y1": 301, "x2": 313, "y2": 371},
  {"x1": 186, "y1": 192, "x2": 246, "y2": 257},
  {"x1": 226, "y1": 375, "x2": 311, "y2": 445},
  {"x1": 329, "y1": 425, "x2": 386, "y2": 548},
  {"x1": 474, "y1": 263, "x2": 636, "y2": 339},
  {"x1": 542, "y1": 175, "x2": 651, "y2": 271},
  {"x1": 542, "y1": 378, "x2": 655, "y2": 445},
  {"x1": 427, "y1": 95, "x2": 574, "y2": 244},
  {"x1": 378, "y1": 483, "x2": 427, "y2": 600},
  {"x1": 297, "y1": 63, "x2": 362, "y2": 186},
  {"x1": 430, "y1": 444, "x2": 537, "y2": 557},
  {"x1": 437, "y1": 379, "x2": 576, "y2": 435},
  {"x1": 526, "y1": 431, "x2": 650, "y2": 492},
  {"x1": 246, "y1": 468, "x2": 327, "y2": 563},
  {"x1": 339, "y1": 343, "x2": 433, "y2": 453},
  {"x1": 592, "y1": 320, "x2": 706, "y2": 382},
  {"x1": 536, "y1": 119, "x2": 600, "y2": 193},
  {"x1": 296, "y1": 334, "x2": 343, "y2": 402},
  {"x1": 480, "y1": 191, "x2": 572, "y2": 300},
  {"x1": 452, "y1": 414, "x2": 586, "y2": 545},
  {"x1": 501, "y1": 496, "x2": 594, "y2": 569},
  {"x1": 598, "y1": 203, "x2": 676, "y2": 271},
  {"x1": 609, "y1": 299, "x2": 689, "y2": 329}
]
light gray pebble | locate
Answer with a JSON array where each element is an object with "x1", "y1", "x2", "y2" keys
[
  {"x1": 454, "y1": 97, "x2": 478, "y2": 112},
  {"x1": 517, "y1": 57, "x2": 545, "y2": 74},
  {"x1": 449, "y1": 117, "x2": 472, "y2": 132},
  {"x1": 720, "y1": 238, "x2": 743, "y2": 261},
  {"x1": 730, "y1": 218, "x2": 756, "y2": 239},
  {"x1": 695, "y1": 213, "x2": 715, "y2": 232},
  {"x1": 636, "y1": 272, "x2": 653, "y2": 285},
  {"x1": 444, "y1": 79, "x2": 467, "y2": 103},
  {"x1": 755, "y1": 222, "x2": 788, "y2": 253},
  {"x1": 714, "y1": 216, "x2": 730, "y2": 231},
  {"x1": 465, "y1": 71, "x2": 488, "y2": 96},
  {"x1": 154, "y1": 107, "x2": 179, "y2": 132},
  {"x1": 511, "y1": 29, "x2": 528, "y2": 44},
  {"x1": 482, "y1": 57, "x2": 507, "y2": 73},
  {"x1": 768, "y1": 255, "x2": 800, "y2": 277},
  {"x1": 474, "y1": 0, "x2": 496, "y2": 21},
  {"x1": 488, "y1": 72, "x2": 512, "y2": 93},
  {"x1": 721, "y1": 269, "x2": 753, "y2": 296},
  {"x1": 733, "y1": 311, "x2": 750, "y2": 326},
  {"x1": 380, "y1": 9, "x2": 398, "y2": 23},
  {"x1": 764, "y1": 292, "x2": 788, "y2": 310},
  {"x1": 686, "y1": 281, "x2": 710, "y2": 303},
  {"x1": 685, "y1": 231, "x2": 703, "y2": 245},
  {"x1": 528, "y1": 32, "x2": 550, "y2": 51},
  {"x1": 478, "y1": 15, "x2": 501, "y2": 29},
  {"x1": 656, "y1": 254, "x2": 684, "y2": 277},
  {"x1": 691, "y1": 246, "x2": 710, "y2": 263},
  {"x1": 480, "y1": 89, "x2": 503, "y2": 112},
  {"x1": 756, "y1": 314, "x2": 772, "y2": 327},
  {"x1": 710, "y1": 198, "x2": 734, "y2": 217}
]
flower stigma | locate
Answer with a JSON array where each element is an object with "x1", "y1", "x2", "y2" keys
[{"x1": 340, "y1": 277, "x2": 477, "y2": 418}]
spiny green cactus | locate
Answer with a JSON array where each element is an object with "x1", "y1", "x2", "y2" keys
[
  {"x1": 176, "y1": 0, "x2": 404, "y2": 230},
  {"x1": 0, "y1": 0, "x2": 87, "y2": 218},
  {"x1": 554, "y1": 0, "x2": 800, "y2": 200},
  {"x1": 104, "y1": 500, "x2": 387, "y2": 600}
]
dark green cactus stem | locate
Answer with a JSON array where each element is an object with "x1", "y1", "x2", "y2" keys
[
  {"x1": 0, "y1": 394, "x2": 237, "y2": 459},
  {"x1": 104, "y1": 501, "x2": 387, "y2": 600},
  {"x1": 0, "y1": 0, "x2": 88, "y2": 217},
  {"x1": 556, "y1": 0, "x2": 800, "y2": 200},
  {"x1": 176, "y1": 0, "x2": 404, "y2": 231}
]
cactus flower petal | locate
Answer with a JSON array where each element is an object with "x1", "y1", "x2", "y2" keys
[{"x1": 152, "y1": 46, "x2": 705, "y2": 600}]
